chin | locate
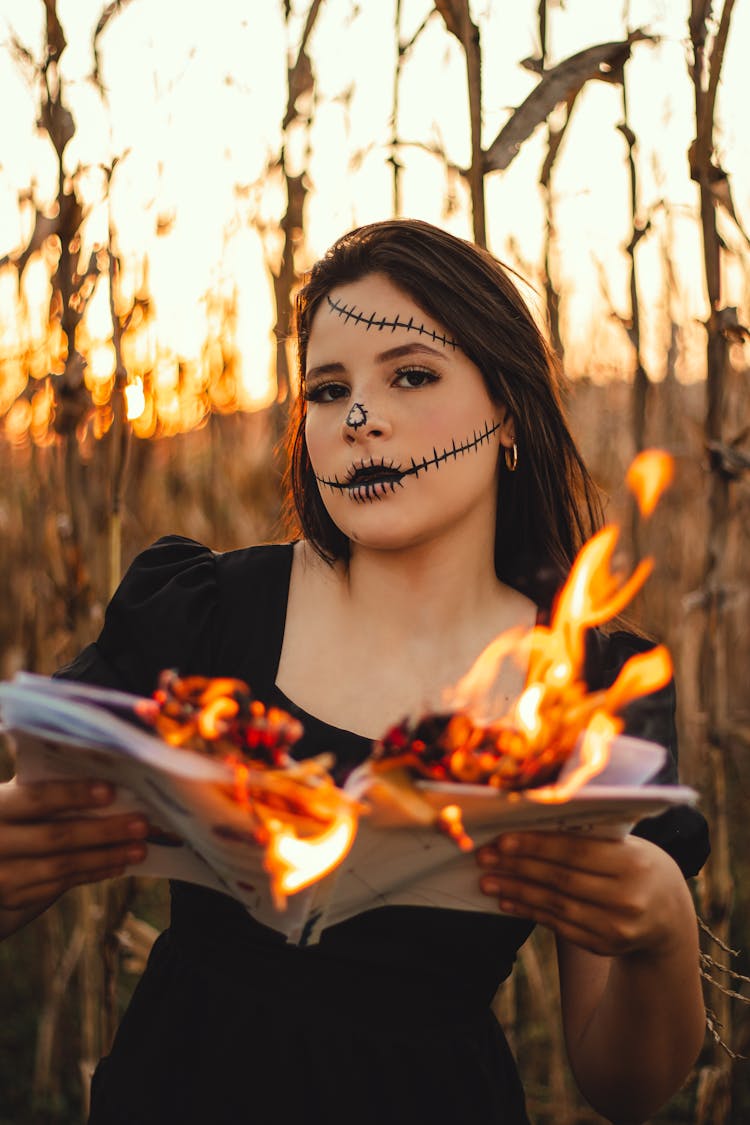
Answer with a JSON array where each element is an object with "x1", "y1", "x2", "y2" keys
[
  {"x1": 322, "y1": 480, "x2": 496, "y2": 553},
  {"x1": 336, "y1": 511, "x2": 460, "y2": 555},
  {"x1": 328, "y1": 506, "x2": 418, "y2": 550}
]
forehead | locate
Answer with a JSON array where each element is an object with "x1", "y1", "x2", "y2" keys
[{"x1": 307, "y1": 274, "x2": 457, "y2": 361}]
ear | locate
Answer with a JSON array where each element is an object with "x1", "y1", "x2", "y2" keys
[{"x1": 497, "y1": 408, "x2": 516, "y2": 449}]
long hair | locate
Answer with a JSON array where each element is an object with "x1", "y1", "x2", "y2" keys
[{"x1": 286, "y1": 219, "x2": 603, "y2": 606}]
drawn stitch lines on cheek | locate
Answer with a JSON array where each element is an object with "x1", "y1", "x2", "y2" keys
[
  {"x1": 326, "y1": 295, "x2": 458, "y2": 350},
  {"x1": 315, "y1": 417, "x2": 502, "y2": 503},
  {"x1": 345, "y1": 403, "x2": 368, "y2": 430}
]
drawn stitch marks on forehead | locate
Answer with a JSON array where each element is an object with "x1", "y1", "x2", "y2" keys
[
  {"x1": 326, "y1": 295, "x2": 458, "y2": 350},
  {"x1": 315, "y1": 417, "x2": 501, "y2": 503}
]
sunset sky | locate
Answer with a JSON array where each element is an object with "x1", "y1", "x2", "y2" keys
[{"x1": 0, "y1": 0, "x2": 748, "y2": 417}]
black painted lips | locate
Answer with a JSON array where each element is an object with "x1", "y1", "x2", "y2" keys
[{"x1": 347, "y1": 465, "x2": 402, "y2": 486}]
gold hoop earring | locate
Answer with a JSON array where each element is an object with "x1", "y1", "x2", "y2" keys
[{"x1": 504, "y1": 443, "x2": 518, "y2": 472}]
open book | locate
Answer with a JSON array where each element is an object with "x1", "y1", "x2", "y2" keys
[{"x1": 0, "y1": 673, "x2": 697, "y2": 945}]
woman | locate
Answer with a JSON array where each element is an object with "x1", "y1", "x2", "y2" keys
[{"x1": 0, "y1": 220, "x2": 709, "y2": 1124}]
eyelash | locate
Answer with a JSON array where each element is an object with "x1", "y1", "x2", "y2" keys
[
  {"x1": 304, "y1": 366, "x2": 440, "y2": 403},
  {"x1": 394, "y1": 366, "x2": 440, "y2": 389}
]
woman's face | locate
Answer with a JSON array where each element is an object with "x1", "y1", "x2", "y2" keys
[{"x1": 304, "y1": 273, "x2": 515, "y2": 552}]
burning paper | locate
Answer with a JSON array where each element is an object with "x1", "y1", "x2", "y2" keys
[
  {"x1": 371, "y1": 450, "x2": 678, "y2": 840},
  {"x1": 136, "y1": 670, "x2": 361, "y2": 908}
]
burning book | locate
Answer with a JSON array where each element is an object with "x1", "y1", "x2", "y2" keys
[
  {"x1": 362, "y1": 449, "x2": 680, "y2": 851},
  {"x1": 0, "y1": 669, "x2": 696, "y2": 945},
  {"x1": 0, "y1": 451, "x2": 698, "y2": 943}
]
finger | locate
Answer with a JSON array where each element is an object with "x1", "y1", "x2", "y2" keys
[
  {"x1": 485, "y1": 831, "x2": 628, "y2": 876},
  {"x1": 0, "y1": 779, "x2": 116, "y2": 822},
  {"x1": 0, "y1": 813, "x2": 149, "y2": 860},
  {"x1": 479, "y1": 872, "x2": 643, "y2": 954},
  {"x1": 0, "y1": 843, "x2": 147, "y2": 908},
  {"x1": 1, "y1": 863, "x2": 130, "y2": 912},
  {"x1": 512, "y1": 905, "x2": 623, "y2": 958},
  {"x1": 477, "y1": 853, "x2": 621, "y2": 911},
  {"x1": 480, "y1": 870, "x2": 589, "y2": 922}
]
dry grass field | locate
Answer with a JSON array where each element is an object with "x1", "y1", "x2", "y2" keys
[{"x1": 2, "y1": 369, "x2": 748, "y2": 1124}]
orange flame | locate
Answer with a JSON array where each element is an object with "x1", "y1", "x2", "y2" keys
[
  {"x1": 437, "y1": 804, "x2": 474, "y2": 851},
  {"x1": 263, "y1": 805, "x2": 359, "y2": 905},
  {"x1": 198, "y1": 696, "x2": 239, "y2": 740},
  {"x1": 141, "y1": 672, "x2": 362, "y2": 908},
  {"x1": 431, "y1": 453, "x2": 677, "y2": 804},
  {"x1": 231, "y1": 759, "x2": 362, "y2": 907},
  {"x1": 626, "y1": 449, "x2": 674, "y2": 517}
]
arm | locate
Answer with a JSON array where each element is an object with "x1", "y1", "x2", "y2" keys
[
  {"x1": 478, "y1": 831, "x2": 704, "y2": 1123},
  {"x1": 556, "y1": 842, "x2": 703, "y2": 1123}
]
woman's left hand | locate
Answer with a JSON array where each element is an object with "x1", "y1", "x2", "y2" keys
[{"x1": 477, "y1": 830, "x2": 691, "y2": 959}]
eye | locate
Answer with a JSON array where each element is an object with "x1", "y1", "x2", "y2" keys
[
  {"x1": 304, "y1": 382, "x2": 349, "y2": 403},
  {"x1": 393, "y1": 366, "x2": 439, "y2": 389}
]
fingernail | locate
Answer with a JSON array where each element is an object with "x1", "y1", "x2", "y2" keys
[
  {"x1": 499, "y1": 900, "x2": 518, "y2": 913},
  {"x1": 126, "y1": 819, "x2": 148, "y2": 839},
  {"x1": 90, "y1": 783, "x2": 113, "y2": 804},
  {"x1": 126, "y1": 844, "x2": 146, "y2": 863},
  {"x1": 480, "y1": 876, "x2": 502, "y2": 895},
  {"x1": 499, "y1": 835, "x2": 519, "y2": 854},
  {"x1": 476, "y1": 849, "x2": 497, "y2": 867}
]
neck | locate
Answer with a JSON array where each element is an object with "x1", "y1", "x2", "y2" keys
[{"x1": 343, "y1": 524, "x2": 500, "y2": 645}]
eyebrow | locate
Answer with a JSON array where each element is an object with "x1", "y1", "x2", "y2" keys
[{"x1": 306, "y1": 343, "x2": 448, "y2": 384}]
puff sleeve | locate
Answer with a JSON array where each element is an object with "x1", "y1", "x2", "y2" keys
[
  {"x1": 585, "y1": 629, "x2": 710, "y2": 878},
  {"x1": 56, "y1": 536, "x2": 218, "y2": 697}
]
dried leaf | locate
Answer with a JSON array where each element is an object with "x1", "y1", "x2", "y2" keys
[
  {"x1": 53, "y1": 351, "x2": 90, "y2": 435},
  {"x1": 8, "y1": 34, "x2": 36, "y2": 72},
  {"x1": 433, "y1": 0, "x2": 463, "y2": 41},
  {"x1": 716, "y1": 306, "x2": 750, "y2": 343},
  {"x1": 617, "y1": 121, "x2": 636, "y2": 148},
  {"x1": 43, "y1": 0, "x2": 66, "y2": 61},
  {"x1": 38, "y1": 98, "x2": 75, "y2": 156},
  {"x1": 94, "y1": 0, "x2": 135, "y2": 40},
  {"x1": 711, "y1": 172, "x2": 750, "y2": 247},
  {"x1": 706, "y1": 438, "x2": 750, "y2": 480},
  {"x1": 688, "y1": 142, "x2": 749, "y2": 245},
  {"x1": 284, "y1": 49, "x2": 314, "y2": 129},
  {"x1": 484, "y1": 31, "x2": 654, "y2": 174},
  {"x1": 540, "y1": 89, "x2": 580, "y2": 185},
  {"x1": 400, "y1": 11, "x2": 435, "y2": 56},
  {"x1": 521, "y1": 55, "x2": 544, "y2": 75}
]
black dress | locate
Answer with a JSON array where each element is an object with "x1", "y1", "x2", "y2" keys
[{"x1": 57, "y1": 537, "x2": 710, "y2": 1125}]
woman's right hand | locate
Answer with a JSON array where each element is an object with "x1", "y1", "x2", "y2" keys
[{"x1": 0, "y1": 778, "x2": 148, "y2": 939}]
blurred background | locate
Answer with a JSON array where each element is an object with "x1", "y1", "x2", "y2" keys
[{"x1": 0, "y1": 1, "x2": 748, "y2": 1121}]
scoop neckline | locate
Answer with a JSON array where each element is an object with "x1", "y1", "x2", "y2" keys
[
  {"x1": 267, "y1": 540, "x2": 541, "y2": 746},
  {"x1": 269, "y1": 680, "x2": 374, "y2": 748},
  {"x1": 269, "y1": 542, "x2": 375, "y2": 745}
]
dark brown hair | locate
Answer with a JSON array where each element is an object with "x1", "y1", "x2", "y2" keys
[{"x1": 286, "y1": 218, "x2": 603, "y2": 606}]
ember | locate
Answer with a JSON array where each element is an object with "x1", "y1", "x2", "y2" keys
[
  {"x1": 437, "y1": 805, "x2": 474, "y2": 851},
  {"x1": 136, "y1": 670, "x2": 361, "y2": 907},
  {"x1": 374, "y1": 451, "x2": 676, "y2": 814},
  {"x1": 135, "y1": 669, "x2": 304, "y2": 765}
]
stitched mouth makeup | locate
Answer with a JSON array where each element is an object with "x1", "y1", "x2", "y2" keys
[{"x1": 315, "y1": 418, "x2": 502, "y2": 503}]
